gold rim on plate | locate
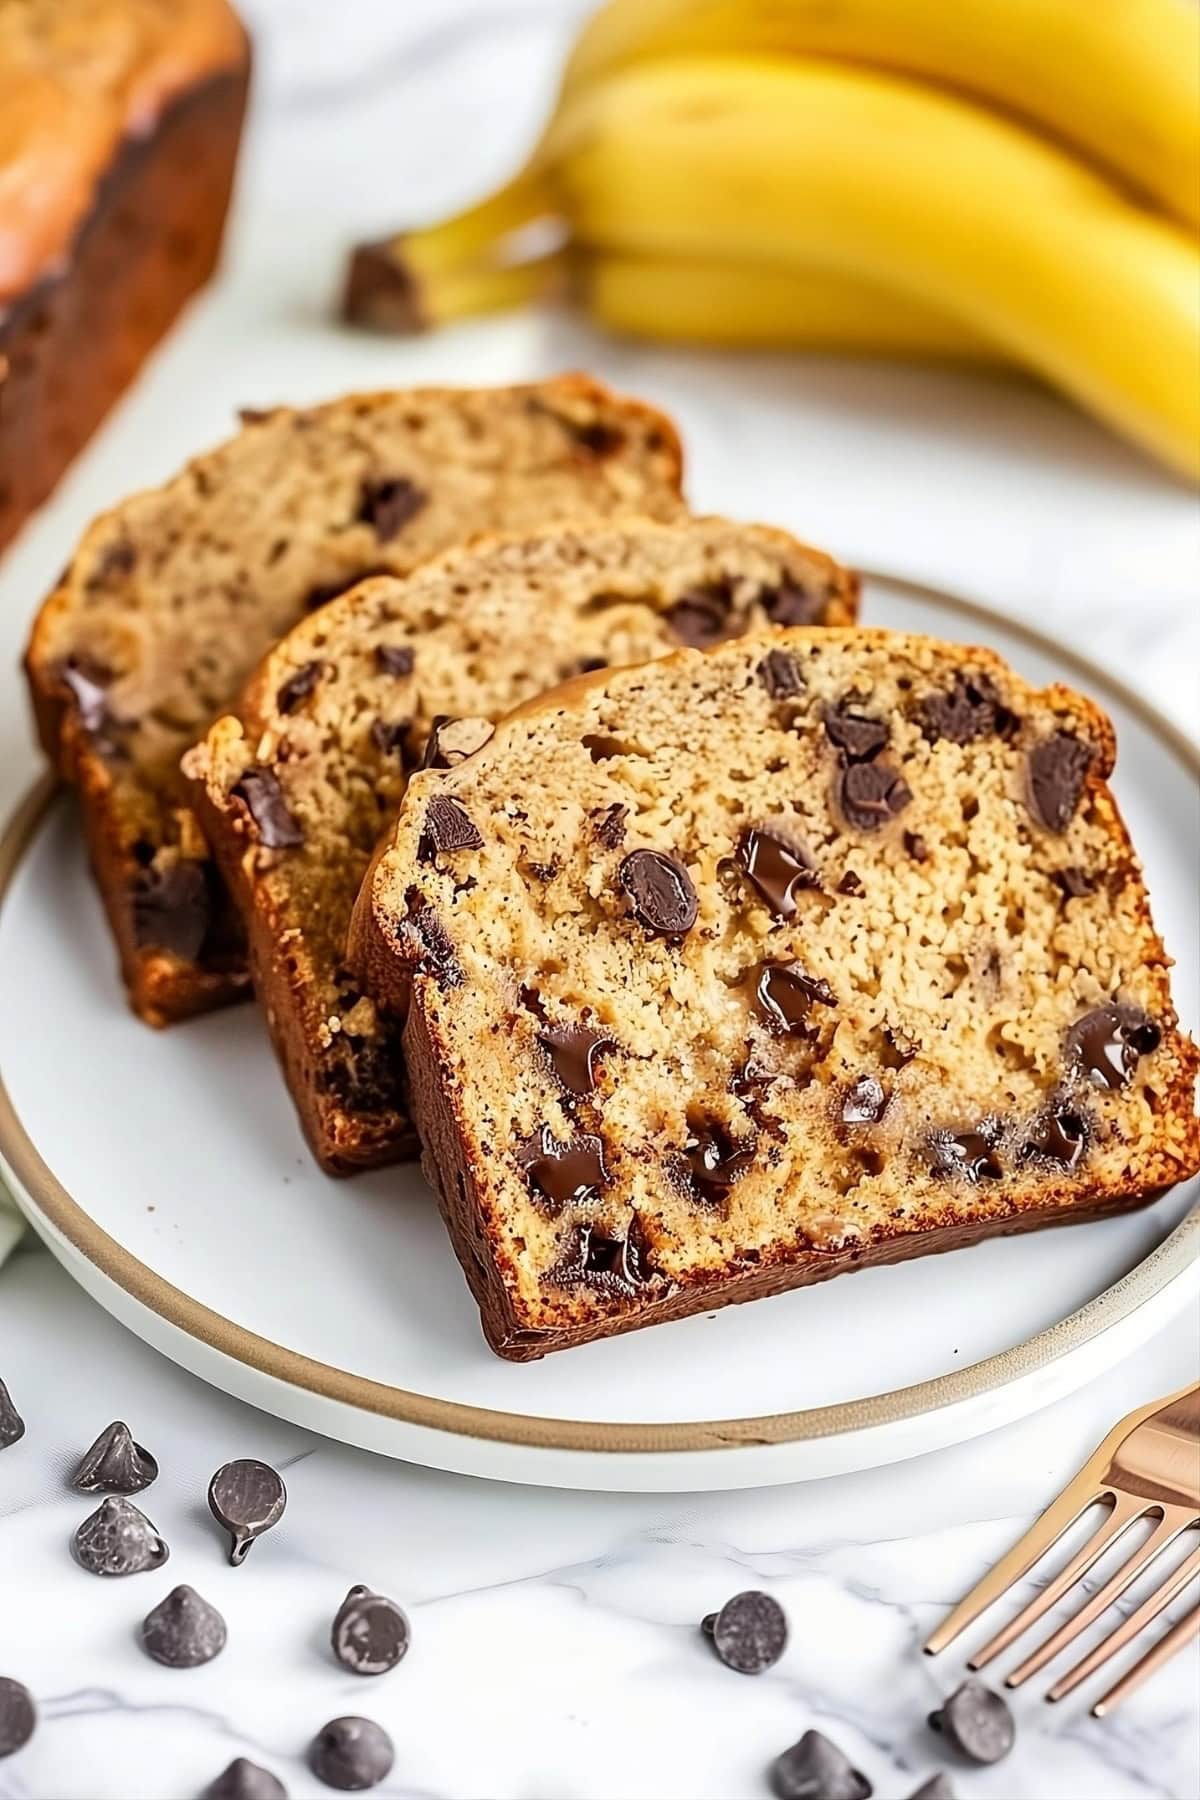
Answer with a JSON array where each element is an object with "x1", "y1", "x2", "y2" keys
[{"x1": 1, "y1": 574, "x2": 1196, "y2": 1457}]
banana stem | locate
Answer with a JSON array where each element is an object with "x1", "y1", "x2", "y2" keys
[{"x1": 346, "y1": 244, "x2": 568, "y2": 334}]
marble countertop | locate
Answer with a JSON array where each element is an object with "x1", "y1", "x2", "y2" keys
[{"x1": 1, "y1": 3, "x2": 1198, "y2": 1797}]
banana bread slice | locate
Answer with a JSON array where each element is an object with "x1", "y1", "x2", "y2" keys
[
  {"x1": 184, "y1": 519, "x2": 858, "y2": 1172},
  {"x1": 24, "y1": 376, "x2": 684, "y2": 1026},
  {"x1": 360, "y1": 629, "x2": 1200, "y2": 1358}
]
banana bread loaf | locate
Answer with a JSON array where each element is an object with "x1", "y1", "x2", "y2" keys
[
  {"x1": 25, "y1": 376, "x2": 684, "y2": 1025},
  {"x1": 184, "y1": 519, "x2": 858, "y2": 1172},
  {"x1": 360, "y1": 629, "x2": 1200, "y2": 1357},
  {"x1": 0, "y1": 0, "x2": 249, "y2": 551}
]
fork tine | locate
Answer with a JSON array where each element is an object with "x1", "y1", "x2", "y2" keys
[
  {"x1": 1005, "y1": 1512, "x2": 1193, "y2": 1687},
  {"x1": 966, "y1": 1491, "x2": 1145, "y2": 1669},
  {"x1": 1091, "y1": 1602, "x2": 1200, "y2": 1718},
  {"x1": 1046, "y1": 1544, "x2": 1200, "y2": 1702}
]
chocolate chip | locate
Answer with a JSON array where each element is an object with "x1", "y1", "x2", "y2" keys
[
  {"x1": 706, "y1": 1591, "x2": 788, "y2": 1675},
  {"x1": 207, "y1": 1459, "x2": 287, "y2": 1566},
  {"x1": 0, "y1": 1377, "x2": 25, "y2": 1449},
  {"x1": 668, "y1": 581, "x2": 734, "y2": 646},
  {"x1": 842, "y1": 1076, "x2": 887, "y2": 1125},
  {"x1": 824, "y1": 700, "x2": 889, "y2": 762},
  {"x1": 738, "y1": 828, "x2": 818, "y2": 918},
  {"x1": 202, "y1": 1759, "x2": 288, "y2": 1800},
  {"x1": 374, "y1": 643, "x2": 414, "y2": 676},
  {"x1": 929, "y1": 1678, "x2": 1015, "y2": 1764},
  {"x1": 141, "y1": 1584, "x2": 227, "y2": 1667},
  {"x1": 369, "y1": 718, "x2": 409, "y2": 759},
  {"x1": 837, "y1": 760, "x2": 912, "y2": 831},
  {"x1": 619, "y1": 849, "x2": 698, "y2": 936},
  {"x1": 60, "y1": 658, "x2": 114, "y2": 734},
  {"x1": 753, "y1": 963, "x2": 837, "y2": 1032},
  {"x1": 275, "y1": 660, "x2": 322, "y2": 715},
  {"x1": 0, "y1": 1678, "x2": 35, "y2": 1758},
  {"x1": 921, "y1": 673, "x2": 1015, "y2": 745},
  {"x1": 418, "y1": 714, "x2": 494, "y2": 770},
  {"x1": 419, "y1": 796, "x2": 483, "y2": 858},
  {"x1": 232, "y1": 767, "x2": 303, "y2": 850},
  {"x1": 838, "y1": 869, "x2": 864, "y2": 896},
  {"x1": 909, "y1": 1779, "x2": 955, "y2": 1800},
  {"x1": 928, "y1": 1127, "x2": 1003, "y2": 1183},
  {"x1": 1054, "y1": 865, "x2": 1095, "y2": 899},
  {"x1": 904, "y1": 831, "x2": 929, "y2": 863},
  {"x1": 401, "y1": 898, "x2": 461, "y2": 984},
  {"x1": 131, "y1": 860, "x2": 212, "y2": 961},
  {"x1": 593, "y1": 803, "x2": 628, "y2": 848},
  {"x1": 358, "y1": 476, "x2": 427, "y2": 542},
  {"x1": 72, "y1": 1497, "x2": 168, "y2": 1576},
  {"x1": 309, "y1": 1717, "x2": 394, "y2": 1791},
  {"x1": 538, "y1": 1025, "x2": 616, "y2": 1096},
  {"x1": 520, "y1": 1126, "x2": 608, "y2": 1212},
  {"x1": 759, "y1": 577, "x2": 828, "y2": 626},
  {"x1": 773, "y1": 1730, "x2": 872, "y2": 1800},
  {"x1": 1027, "y1": 731, "x2": 1093, "y2": 832},
  {"x1": 1066, "y1": 1004, "x2": 1160, "y2": 1089},
  {"x1": 553, "y1": 1221, "x2": 648, "y2": 1295},
  {"x1": 757, "y1": 648, "x2": 805, "y2": 699},
  {"x1": 569, "y1": 419, "x2": 624, "y2": 456},
  {"x1": 683, "y1": 1123, "x2": 754, "y2": 1201},
  {"x1": 92, "y1": 538, "x2": 137, "y2": 583},
  {"x1": 1021, "y1": 1107, "x2": 1087, "y2": 1168},
  {"x1": 331, "y1": 1586, "x2": 411, "y2": 1676},
  {"x1": 71, "y1": 1421, "x2": 157, "y2": 1494}
]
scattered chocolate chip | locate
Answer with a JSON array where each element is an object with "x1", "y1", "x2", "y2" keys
[
  {"x1": 539, "y1": 1025, "x2": 616, "y2": 1096},
  {"x1": 668, "y1": 581, "x2": 735, "y2": 647},
  {"x1": 824, "y1": 699, "x2": 889, "y2": 761},
  {"x1": 418, "y1": 714, "x2": 494, "y2": 770},
  {"x1": 71, "y1": 1421, "x2": 157, "y2": 1493},
  {"x1": 753, "y1": 963, "x2": 837, "y2": 1032},
  {"x1": 593, "y1": 802, "x2": 628, "y2": 848},
  {"x1": 419, "y1": 796, "x2": 483, "y2": 859},
  {"x1": 928, "y1": 1127, "x2": 1003, "y2": 1184},
  {"x1": 207, "y1": 1459, "x2": 287, "y2": 1566},
  {"x1": 838, "y1": 869, "x2": 864, "y2": 896},
  {"x1": 569, "y1": 419, "x2": 624, "y2": 456},
  {"x1": 683, "y1": 1123, "x2": 754, "y2": 1201},
  {"x1": 757, "y1": 648, "x2": 805, "y2": 699},
  {"x1": 842, "y1": 1076, "x2": 887, "y2": 1126},
  {"x1": 921, "y1": 673, "x2": 1015, "y2": 745},
  {"x1": 837, "y1": 760, "x2": 912, "y2": 831},
  {"x1": 72, "y1": 1497, "x2": 168, "y2": 1576},
  {"x1": 1053, "y1": 865, "x2": 1095, "y2": 899},
  {"x1": 706, "y1": 1591, "x2": 788, "y2": 1675},
  {"x1": 1027, "y1": 731, "x2": 1094, "y2": 832},
  {"x1": 60, "y1": 658, "x2": 114, "y2": 734},
  {"x1": 232, "y1": 767, "x2": 303, "y2": 850},
  {"x1": 358, "y1": 476, "x2": 427, "y2": 542},
  {"x1": 904, "y1": 831, "x2": 929, "y2": 863},
  {"x1": 401, "y1": 899, "x2": 461, "y2": 985},
  {"x1": 1066, "y1": 1004, "x2": 1160, "y2": 1089},
  {"x1": 619, "y1": 849, "x2": 698, "y2": 937},
  {"x1": 759, "y1": 577, "x2": 828, "y2": 626},
  {"x1": 374, "y1": 643, "x2": 414, "y2": 677},
  {"x1": 909, "y1": 1779, "x2": 955, "y2": 1800},
  {"x1": 141, "y1": 1584, "x2": 227, "y2": 1667},
  {"x1": 0, "y1": 1377, "x2": 24, "y2": 1449},
  {"x1": 131, "y1": 860, "x2": 212, "y2": 961},
  {"x1": 0, "y1": 1678, "x2": 35, "y2": 1758},
  {"x1": 520, "y1": 1126, "x2": 609, "y2": 1212},
  {"x1": 772, "y1": 1730, "x2": 872, "y2": 1800},
  {"x1": 202, "y1": 1760, "x2": 288, "y2": 1800},
  {"x1": 929, "y1": 1678, "x2": 1015, "y2": 1764},
  {"x1": 331, "y1": 1586, "x2": 411, "y2": 1676},
  {"x1": 555, "y1": 1220, "x2": 648, "y2": 1295},
  {"x1": 276, "y1": 661, "x2": 322, "y2": 714},
  {"x1": 309, "y1": 1717, "x2": 394, "y2": 1791},
  {"x1": 369, "y1": 717, "x2": 409, "y2": 759},
  {"x1": 1022, "y1": 1107, "x2": 1088, "y2": 1168},
  {"x1": 738, "y1": 828, "x2": 818, "y2": 918}
]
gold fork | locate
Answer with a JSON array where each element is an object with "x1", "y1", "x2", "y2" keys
[{"x1": 924, "y1": 1382, "x2": 1200, "y2": 1715}]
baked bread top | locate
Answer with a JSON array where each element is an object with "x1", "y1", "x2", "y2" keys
[
  {"x1": 25, "y1": 375, "x2": 685, "y2": 1024},
  {"x1": 363, "y1": 627, "x2": 1200, "y2": 1357},
  {"x1": 184, "y1": 517, "x2": 859, "y2": 1172}
]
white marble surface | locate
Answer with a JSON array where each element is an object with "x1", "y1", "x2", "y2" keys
[{"x1": 1, "y1": 3, "x2": 1199, "y2": 1796}]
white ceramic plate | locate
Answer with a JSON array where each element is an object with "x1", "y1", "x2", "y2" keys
[{"x1": 1, "y1": 574, "x2": 1197, "y2": 1491}]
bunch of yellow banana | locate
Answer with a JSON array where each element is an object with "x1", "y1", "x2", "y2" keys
[{"x1": 345, "y1": 0, "x2": 1200, "y2": 480}]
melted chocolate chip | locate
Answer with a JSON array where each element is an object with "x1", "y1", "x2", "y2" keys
[
  {"x1": 0, "y1": 1679, "x2": 35, "y2": 1758},
  {"x1": 1054, "y1": 865, "x2": 1095, "y2": 899},
  {"x1": 401, "y1": 899, "x2": 461, "y2": 984},
  {"x1": 838, "y1": 869, "x2": 864, "y2": 896},
  {"x1": 683, "y1": 1123, "x2": 754, "y2": 1201},
  {"x1": 738, "y1": 828, "x2": 818, "y2": 918},
  {"x1": 60, "y1": 658, "x2": 114, "y2": 734},
  {"x1": 593, "y1": 803, "x2": 628, "y2": 848},
  {"x1": 232, "y1": 767, "x2": 304, "y2": 850},
  {"x1": 551, "y1": 1220, "x2": 647, "y2": 1295},
  {"x1": 131, "y1": 860, "x2": 213, "y2": 961},
  {"x1": 569, "y1": 419, "x2": 624, "y2": 456},
  {"x1": 929, "y1": 1678, "x2": 1015, "y2": 1764},
  {"x1": 824, "y1": 700, "x2": 889, "y2": 762},
  {"x1": 1066, "y1": 1004, "x2": 1160, "y2": 1089},
  {"x1": 207, "y1": 1459, "x2": 287, "y2": 1566},
  {"x1": 538, "y1": 1025, "x2": 616, "y2": 1096},
  {"x1": 1027, "y1": 731, "x2": 1093, "y2": 832},
  {"x1": 758, "y1": 578, "x2": 828, "y2": 626},
  {"x1": 72, "y1": 1497, "x2": 169, "y2": 1576},
  {"x1": 929, "y1": 1127, "x2": 1003, "y2": 1183},
  {"x1": 369, "y1": 717, "x2": 409, "y2": 759},
  {"x1": 331, "y1": 1585, "x2": 411, "y2": 1676},
  {"x1": 0, "y1": 1376, "x2": 25, "y2": 1449},
  {"x1": 419, "y1": 797, "x2": 482, "y2": 858},
  {"x1": 667, "y1": 581, "x2": 734, "y2": 647},
  {"x1": 1021, "y1": 1107, "x2": 1088, "y2": 1168},
  {"x1": 358, "y1": 476, "x2": 427, "y2": 541},
  {"x1": 520, "y1": 1127, "x2": 609, "y2": 1212},
  {"x1": 773, "y1": 1730, "x2": 872, "y2": 1800},
  {"x1": 904, "y1": 831, "x2": 929, "y2": 863},
  {"x1": 276, "y1": 660, "x2": 322, "y2": 714},
  {"x1": 753, "y1": 963, "x2": 837, "y2": 1032},
  {"x1": 141, "y1": 1585, "x2": 227, "y2": 1668},
  {"x1": 837, "y1": 759, "x2": 912, "y2": 831},
  {"x1": 619, "y1": 850, "x2": 698, "y2": 937},
  {"x1": 757, "y1": 648, "x2": 805, "y2": 699},
  {"x1": 374, "y1": 643, "x2": 414, "y2": 676},
  {"x1": 309, "y1": 1717, "x2": 394, "y2": 1792},
  {"x1": 418, "y1": 715, "x2": 494, "y2": 770},
  {"x1": 71, "y1": 1421, "x2": 158, "y2": 1494},
  {"x1": 201, "y1": 1759, "x2": 287, "y2": 1800},
  {"x1": 841, "y1": 1076, "x2": 887, "y2": 1125},
  {"x1": 921, "y1": 673, "x2": 1016, "y2": 745},
  {"x1": 706, "y1": 1590, "x2": 788, "y2": 1674}
]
